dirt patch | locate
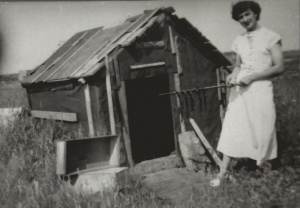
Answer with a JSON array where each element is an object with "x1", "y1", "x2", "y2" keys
[{"x1": 141, "y1": 168, "x2": 211, "y2": 205}]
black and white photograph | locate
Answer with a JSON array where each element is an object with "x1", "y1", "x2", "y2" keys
[{"x1": 0, "y1": 0, "x2": 299, "y2": 207}]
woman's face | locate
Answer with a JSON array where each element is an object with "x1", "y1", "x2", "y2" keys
[{"x1": 237, "y1": 9, "x2": 258, "y2": 31}]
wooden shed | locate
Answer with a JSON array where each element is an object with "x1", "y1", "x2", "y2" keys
[{"x1": 20, "y1": 7, "x2": 231, "y2": 174}]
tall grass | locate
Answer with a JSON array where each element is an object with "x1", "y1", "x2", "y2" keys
[
  {"x1": 273, "y1": 64, "x2": 300, "y2": 168},
  {"x1": 0, "y1": 85, "x2": 29, "y2": 108},
  {"x1": 0, "y1": 117, "x2": 174, "y2": 208}
]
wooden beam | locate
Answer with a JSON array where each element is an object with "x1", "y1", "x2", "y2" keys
[
  {"x1": 216, "y1": 68, "x2": 224, "y2": 123},
  {"x1": 113, "y1": 57, "x2": 121, "y2": 88},
  {"x1": 84, "y1": 83, "x2": 95, "y2": 137},
  {"x1": 31, "y1": 110, "x2": 77, "y2": 122},
  {"x1": 106, "y1": 55, "x2": 116, "y2": 135},
  {"x1": 56, "y1": 140, "x2": 67, "y2": 175},
  {"x1": 130, "y1": 62, "x2": 165, "y2": 70},
  {"x1": 118, "y1": 81, "x2": 135, "y2": 167},
  {"x1": 220, "y1": 68, "x2": 229, "y2": 107},
  {"x1": 169, "y1": 26, "x2": 176, "y2": 54},
  {"x1": 135, "y1": 41, "x2": 165, "y2": 49},
  {"x1": 174, "y1": 35, "x2": 185, "y2": 133},
  {"x1": 174, "y1": 36, "x2": 183, "y2": 74},
  {"x1": 66, "y1": 165, "x2": 118, "y2": 177},
  {"x1": 189, "y1": 118, "x2": 223, "y2": 169},
  {"x1": 174, "y1": 74, "x2": 185, "y2": 133}
]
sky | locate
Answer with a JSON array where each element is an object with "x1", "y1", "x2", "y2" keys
[{"x1": 0, "y1": 0, "x2": 299, "y2": 75}]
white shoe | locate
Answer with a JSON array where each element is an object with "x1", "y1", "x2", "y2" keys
[
  {"x1": 210, "y1": 170, "x2": 236, "y2": 187},
  {"x1": 210, "y1": 169, "x2": 227, "y2": 187}
]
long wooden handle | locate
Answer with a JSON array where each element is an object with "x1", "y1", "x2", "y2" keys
[
  {"x1": 159, "y1": 84, "x2": 231, "y2": 96},
  {"x1": 189, "y1": 118, "x2": 223, "y2": 169}
]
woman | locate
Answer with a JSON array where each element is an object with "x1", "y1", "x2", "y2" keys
[{"x1": 211, "y1": 1, "x2": 284, "y2": 187}]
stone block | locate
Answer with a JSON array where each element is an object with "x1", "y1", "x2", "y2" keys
[{"x1": 74, "y1": 167, "x2": 128, "y2": 193}]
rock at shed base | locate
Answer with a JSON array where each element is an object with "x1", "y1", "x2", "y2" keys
[
  {"x1": 74, "y1": 167, "x2": 128, "y2": 193},
  {"x1": 179, "y1": 131, "x2": 208, "y2": 172}
]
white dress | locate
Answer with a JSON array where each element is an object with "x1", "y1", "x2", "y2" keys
[{"x1": 217, "y1": 27, "x2": 281, "y2": 166}]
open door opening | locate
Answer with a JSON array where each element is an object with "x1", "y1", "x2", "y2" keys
[{"x1": 125, "y1": 74, "x2": 175, "y2": 163}]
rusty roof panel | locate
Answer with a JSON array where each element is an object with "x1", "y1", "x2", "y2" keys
[
  {"x1": 48, "y1": 24, "x2": 131, "y2": 81},
  {"x1": 24, "y1": 31, "x2": 89, "y2": 84},
  {"x1": 42, "y1": 31, "x2": 90, "y2": 72},
  {"x1": 35, "y1": 28, "x2": 102, "y2": 82}
]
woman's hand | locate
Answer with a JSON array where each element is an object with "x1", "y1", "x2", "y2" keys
[
  {"x1": 237, "y1": 75, "x2": 254, "y2": 86},
  {"x1": 226, "y1": 73, "x2": 237, "y2": 86}
]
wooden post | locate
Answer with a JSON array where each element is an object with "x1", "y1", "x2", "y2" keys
[
  {"x1": 175, "y1": 36, "x2": 183, "y2": 74},
  {"x1": 174, "y1": 35, "x2": 185, "y2": 133},
  {"x1": 174, "y1": 74, "x2": 185, "y2": 133},
  {"x1": 216, "y1": 68, "x2": 224, "y2": 123},
  {"x1": 220, "y1": 68, "x2": 229, "y2": 106},
  {"x1": 130, "y1": 62, "x2": 166, "y2": 70},
  {"x1": 169, "y1": 26, "x2": 176, "y2": 54},
  {"x1": 109, "y1": 135, "x2": 121, "y2": 166},
  {"x1": 105, "y1": 55, "x2": 116, "y2": 135},
  {"x1": 31, "y1": 110, "x2": 77, "y2": 122},
  {"x1": 56, "y1": 140, "x2": 67, "y2": 175},
  {"x1": 113, "y1": 57, "x2": 121, "y2": 88},
  {"x1": 190, "y1": 118, "x2": 223, "y2": 169},
  {"x1": 84, "y1": 83, "x2": 95, "y2": 137},
  {"x1": 118, "y1": 81, "x2": 135, "y2": 167}
]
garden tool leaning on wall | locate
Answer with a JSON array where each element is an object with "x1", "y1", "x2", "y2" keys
[{"x1": 159, "y1": 84, "x2": 232, "y2": 171}]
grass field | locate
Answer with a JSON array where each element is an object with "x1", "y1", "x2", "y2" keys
[{"x1": 0, "y1": 50, "x2": 299, "y2": 207}]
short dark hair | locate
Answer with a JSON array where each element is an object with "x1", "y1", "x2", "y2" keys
[{"x1": 231, "y1": 1, "x2": 261, "y2": 21}]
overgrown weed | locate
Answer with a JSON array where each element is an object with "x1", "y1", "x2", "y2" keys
[{"x1": 0, "y1": 117, "x2": 173, "y2": 208}]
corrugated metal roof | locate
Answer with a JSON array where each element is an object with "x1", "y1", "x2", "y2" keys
[{"x1": 22, "y1": 7, "x2": 230, "y2": 85}]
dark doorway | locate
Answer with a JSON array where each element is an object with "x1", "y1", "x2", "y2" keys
[{"x1": 126, "y1": 74, "x2": 175, "y2": 163}]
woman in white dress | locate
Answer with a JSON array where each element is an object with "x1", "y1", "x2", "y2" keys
[{"x1": 211, "y1": 1, "x2": 284, "y2": 187}]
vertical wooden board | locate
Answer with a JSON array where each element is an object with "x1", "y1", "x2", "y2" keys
[
  {"x1": 216, "y1": 68, "x2": 224, "y2": 123},
  {"x1": 174, "y1": 73, "x2": 185, "y2": 133},
  {"x1": 109, "y1": 135, "x2": 121, "y2": 166},
  {"x1": 168, "y1": 74, "x2": 181, "y2": 157},
  {"x1": 190, "y1": 118, "x2": 223, "y2": 169},
  {"x1": 105, "y1": 55, "x2": 116, "y2": 135},
  {"x1": 220, "y1": 68, "x2": 229, "y2": 107},
  {"x1": 56, "y1": 140, "x2": 67, "y2": 175},
  {"x1": 113, "y1": 57, "x2": 121, "y2": 88},
  {"x1": 118, "y1": 81, "x2": 135, "y2": 167},
  {"x1": 174, "y1": 36, "x2": 183, "y2": 74},
  {"x1": 169, "y1": 26, "x2": 176, "y2": 54},
  {"x1": 84, "y1": 84, "x2": 95, "y2": 137}
]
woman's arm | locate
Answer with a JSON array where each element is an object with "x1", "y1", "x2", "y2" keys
[
  {"x1": 226, "y1": 53, "x2": 241, "y2": 85},
  {"x1": 238, "y1": 42, "x2": 284, "y2": 86}
]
